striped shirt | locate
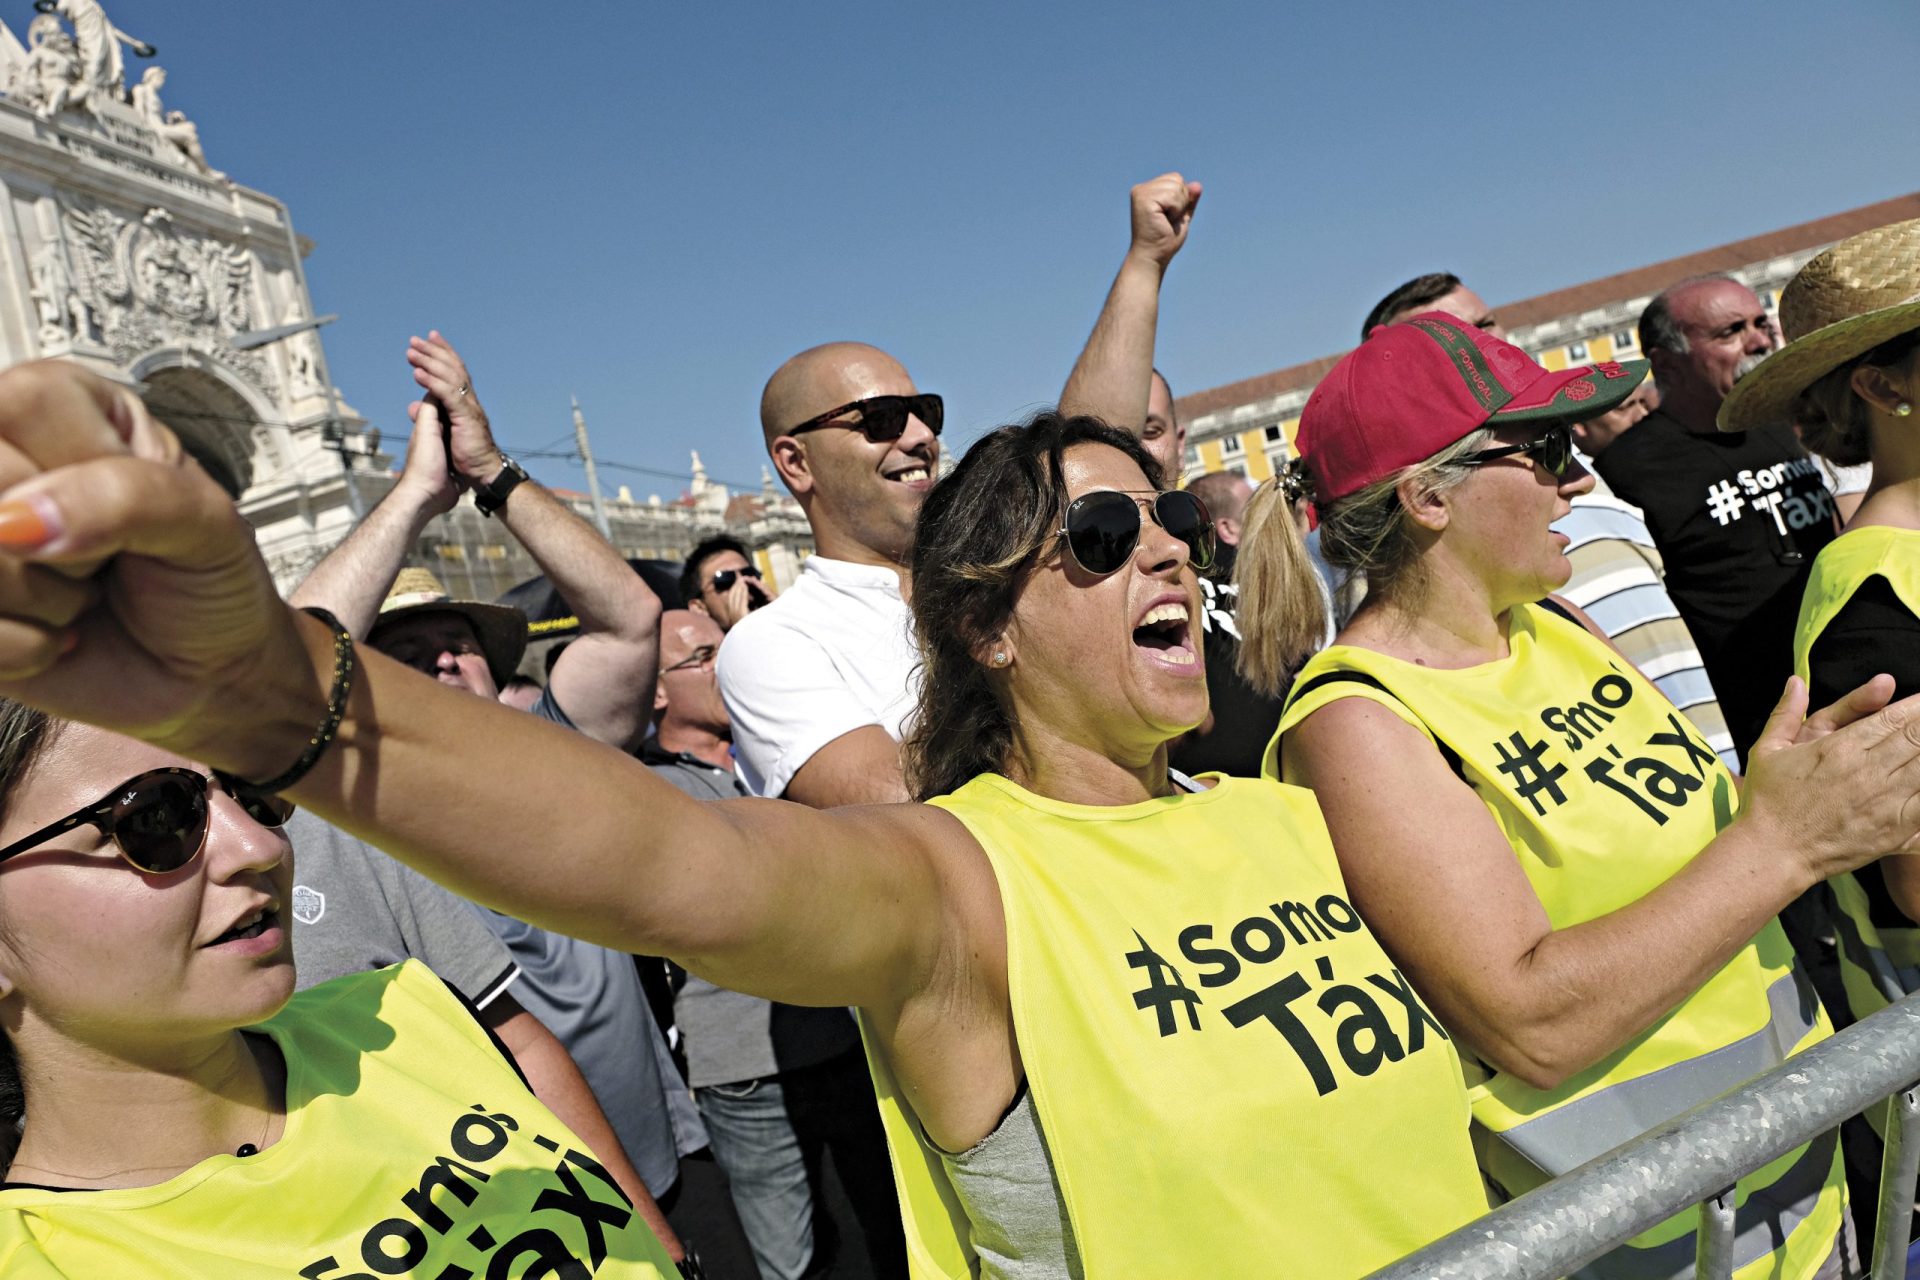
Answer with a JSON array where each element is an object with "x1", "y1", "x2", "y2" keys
[{"x1": 1553, "y1": 493, "x2": 1739, "y2": 772}]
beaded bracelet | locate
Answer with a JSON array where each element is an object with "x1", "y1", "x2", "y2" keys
[{"x1": 215, "y1": 606, "x2": 356, "y2": 799}]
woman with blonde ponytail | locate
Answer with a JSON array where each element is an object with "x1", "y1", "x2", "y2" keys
[
  {"x1": 1245, "y1": 310, "x2": 1920, "y2": 1280},
  {"x1": 1231, "y1": 460, "x2": 1329, "y2": 698}
]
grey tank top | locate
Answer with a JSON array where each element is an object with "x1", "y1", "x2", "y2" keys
[
  {"x1": 938, "y1": 1088, "x2": 1082, "y2": 1280},
  {"x1": 939, "y1": 776, "x2": 1195, "y2": 1278}
]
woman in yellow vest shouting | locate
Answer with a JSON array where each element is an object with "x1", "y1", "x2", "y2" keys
[
  {"x1": 1721, "y1": 216, "x2": 1920, "y2": 1028},
  {"x1": 0, "y1": 712, "x2": 681, "y2": 1278},
  {"x1": 0, "y1": 364, "x2": 1499, "y2": 1278},
  {"x1": 1236, "y1": 311, "x2": 1920, "y2": 1280}
]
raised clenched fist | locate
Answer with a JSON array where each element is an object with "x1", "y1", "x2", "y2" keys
[{"x1": 1127, "y1": 172, "x2": 1204, "y2": 270}]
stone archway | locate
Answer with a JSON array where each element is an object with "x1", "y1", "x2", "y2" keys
[{"x1": 135, "y1": 359, "x2": 282, "y2": 499}]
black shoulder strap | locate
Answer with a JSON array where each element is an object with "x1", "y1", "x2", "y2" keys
[
  {"x1": 1534, "y1": 596, "x2": 1579, "y2": 627},
  {"x1": 1282, "y1": 669, "x2": 1466, "y2": 780}
]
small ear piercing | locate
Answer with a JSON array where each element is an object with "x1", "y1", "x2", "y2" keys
[
  {"x1": 992, "y1": 651, "x2": 1009, "y2": 667},
  {"x1": 1897, "y1": 402, "x2": 1914, "y2": 418}
]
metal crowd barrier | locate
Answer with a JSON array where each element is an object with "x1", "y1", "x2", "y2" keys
[{"x1": 1368, "y1": 990, "x2": 1920, "y2": 1280}]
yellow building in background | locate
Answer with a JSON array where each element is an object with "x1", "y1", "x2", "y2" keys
[{"x1": 1176, "y1": 191, "x2": 1920, "y2": 484}]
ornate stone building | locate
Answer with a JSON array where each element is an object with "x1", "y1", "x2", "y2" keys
[
  {"x1": 1176, "y1": 190, "x2": 1920, "y2": 484},
  {"x1": 0, "y1": 2, "x2": 380, "y2": 590},
  {"x1": 0, "y1": 2, "x2": 817, "y2": 603}
]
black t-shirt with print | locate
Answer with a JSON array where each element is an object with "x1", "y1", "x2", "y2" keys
[
  {"x1": 1594, "y1": 412, "x2": 1836, "y2": 762},
  {"x1": 1170, "y1": 571, "x2": 1287, "y2": 779}
]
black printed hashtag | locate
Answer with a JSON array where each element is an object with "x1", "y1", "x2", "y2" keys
[
  {"x1": 1493, "y1": 731, "x2": 1569, "y2": 816},
  {"x1": 1125, "y1": 930, "x2": 1203, "y2": 1037}
]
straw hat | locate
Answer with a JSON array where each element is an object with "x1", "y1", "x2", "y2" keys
[
  {"x1": 1719, "y1": 217, "x2": 1920, "y2": 432},
  {"x1": 369, "y1": 566, "x2": 529, "y2": 688}
]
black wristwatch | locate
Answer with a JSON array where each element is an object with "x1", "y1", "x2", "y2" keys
[{"x1": 473, "y1": 454, "x2": 528, "y2": 517}]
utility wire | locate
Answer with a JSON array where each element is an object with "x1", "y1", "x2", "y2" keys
[{"x1": 143, "y1": 401, "x2": 768, "y2": 494}]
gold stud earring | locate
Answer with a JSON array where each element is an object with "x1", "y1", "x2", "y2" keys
[{"x1": 1898, "y1": 402, "x2": 1914, "y2": 418}]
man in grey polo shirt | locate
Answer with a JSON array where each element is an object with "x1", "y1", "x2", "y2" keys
[
  {"x1": 291, "y1": 334, "x2": 729, "y2": 1260},
  {"x1": 651, "y1": 609, "x2": 894, "y2": 1280}
]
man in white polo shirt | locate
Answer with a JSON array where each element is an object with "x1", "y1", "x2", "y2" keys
[
  {"x1": 718, "y1": 341, "x2": 938, "y2": 807},
  {"x1": 708, "y1": 342, "x2": 930, "y2": 1280}
]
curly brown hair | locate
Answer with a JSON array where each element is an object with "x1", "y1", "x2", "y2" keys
[{"x1": 903, "y1": 413, "x2": 1162, "y2": 801}]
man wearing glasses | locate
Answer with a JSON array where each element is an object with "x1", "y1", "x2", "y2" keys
[
  {"x1": 1596, "y1": 276, "x2": 1838, "y2": 763},
  {"x1": 645, "y1": 610, "x2": 891, "y2": 1280},
  {"x1": 717, "y1": 341, "x2": 940, "y2": 810},
  {"x1": 679, "y1": 534, "x2": 773, "y2": 633}
]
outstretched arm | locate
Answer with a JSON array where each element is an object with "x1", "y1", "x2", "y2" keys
[
  {"x1": 408, "y1": 334, "x2": 661, "y2": 749},
  {"x1": 0, "y1": 362, "x2": 969, "y2": 1021},
  {"x1": 289, "y1": 402, "x2": 456, "y2": 637},
  {"x1": 1059, "y1": 172, "x2": 1201, "y2": 432}
]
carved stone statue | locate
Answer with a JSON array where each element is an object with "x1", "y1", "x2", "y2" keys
[
  {"x1": 130, "y1": 66, "x2": 213, "y2": 173},
  {"x1": 12, "y1": 13, "x2": 82, "y2": 118},
  {"x1": 52, "y1": 0, "x2": 151, "y2": 110},
  {"x1": 280, "y1": 302, "x2": 322, "y2": 399},
  {"x1": 28, "y1": 239, "x2": 89, "y2": 347},
  {"x1": 59, "y1": 199, "x2": 266, "y2": 388}
]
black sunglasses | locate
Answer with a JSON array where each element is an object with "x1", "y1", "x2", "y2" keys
[
  {"x1": 1460, "y1": 425, "x2": 1575, "y2": 479},
  {"x1": 1057, "y1": 489, "x2": 1216, "y2": 577},
  {"x1": 708, "y1": 565, "x2": 762, "y2": 594},
  {"x1": 785, "y1": 394, "x2": 944, "y2": 443},
  {"x1": 0, "y1": 767, "x2": 294, "y2": 875}
]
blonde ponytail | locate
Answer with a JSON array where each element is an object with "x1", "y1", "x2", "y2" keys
[{"x1": 1234, "y1": 463, "x2": 1328, "y2": 697}]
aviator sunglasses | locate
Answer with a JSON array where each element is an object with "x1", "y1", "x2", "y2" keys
[
  {"x1": 784, "y1": 393, "x2": 945, "y2": 443},
  {"x1": 1460, "y1": 424, "x2": 1576, "y2": 479},
  {"x1": 707, "y1": 565, "x2": 761, "y2": 595},
  {"x1": 0, "y1": 768, "x2": 294, "y2": 875},
  {"x1": 1057, "y1": 489, "x2": 1216, "y2": 577}
]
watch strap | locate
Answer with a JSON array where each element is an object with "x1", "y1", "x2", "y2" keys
[{"x1": 474, "y1": 454, "x2": 528, "y2": 517}]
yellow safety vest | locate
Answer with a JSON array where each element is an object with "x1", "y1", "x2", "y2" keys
[
  {"x1": 1273, "y1": 603, "x2": 1844, "y2": 1280},
  {"x1": 0, "y1": 961, "x2": 675, "y2": 1279},
  {"x1": 860, "y1": 773, "x2": 1489, "y2": 1279},
  {"x1": 1793, "y1": 525, "x2": 1920, "y2": 1027}
]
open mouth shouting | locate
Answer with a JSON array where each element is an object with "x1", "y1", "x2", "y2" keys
[{"x1": 1132, "y1": 597, "x2": 1198, "y2": 671}]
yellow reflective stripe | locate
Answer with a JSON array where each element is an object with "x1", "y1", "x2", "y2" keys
[{"x1": 1483, "y1": 972, "x2": 1820, "y2": 1171}]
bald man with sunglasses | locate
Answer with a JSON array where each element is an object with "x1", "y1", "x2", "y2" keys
[{"x1": 717, "y1": 343, "x2": 941, "y2": 809}]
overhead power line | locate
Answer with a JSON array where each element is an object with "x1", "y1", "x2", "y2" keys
[{"x1": 141, "y1": 401, "x2": 766, "y2": 494}]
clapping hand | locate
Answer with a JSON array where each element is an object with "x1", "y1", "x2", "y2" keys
[{"x1": 407, "y1": 330, "x2": 502, "y2": 489}]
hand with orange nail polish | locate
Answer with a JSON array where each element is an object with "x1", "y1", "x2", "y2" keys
[{"x1": 0, "y1": 360, "x2": 309, "y2": 775}]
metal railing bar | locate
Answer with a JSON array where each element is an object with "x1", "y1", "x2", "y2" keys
[
  {"x1": 1870, "y1": 1088, "x2": 1920, "y2": 1280},
  {"x1": 1367, "y1": 990, "x2": 1920, "y2": 1280},
  {"x1": 1696, "y1": 1186, "x2": 1737, "y2": 1278}
]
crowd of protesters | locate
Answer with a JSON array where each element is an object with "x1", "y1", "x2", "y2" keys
[{"x1": 0, "y1": 173, "x2": 1915, "y2": 1280}]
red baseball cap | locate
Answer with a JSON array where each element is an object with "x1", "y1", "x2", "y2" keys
[{"x1": 1296, "y1": 311, "x2": 1649, "y2": 503}]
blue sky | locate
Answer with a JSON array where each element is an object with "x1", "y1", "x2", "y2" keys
[{"x1": 63, "y1": 1, "x2": 1920, "y2": 498}]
